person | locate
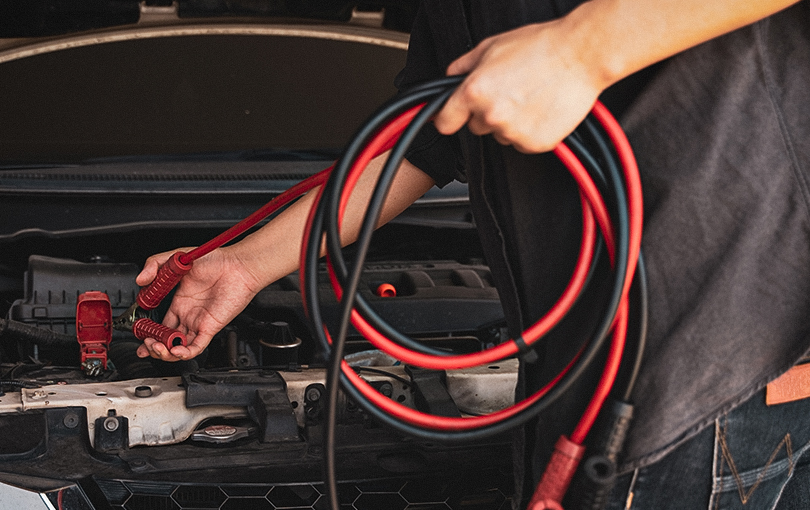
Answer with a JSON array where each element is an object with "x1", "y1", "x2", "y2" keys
[{"x1": 137, "y1": 0, "x2": 810, "y2": 507}]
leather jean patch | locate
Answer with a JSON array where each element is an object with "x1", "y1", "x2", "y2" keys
[{"x1": 766, "y1": 363, "x2": 810, "y2": 406}]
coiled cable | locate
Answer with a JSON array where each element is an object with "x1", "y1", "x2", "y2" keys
[{"x1": 298, "y1": 77, "x2": 643, "y2": 509}]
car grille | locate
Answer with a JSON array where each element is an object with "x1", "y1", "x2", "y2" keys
[{"x1": 94, "y1": 469, "x2": 515, "y2": 510}]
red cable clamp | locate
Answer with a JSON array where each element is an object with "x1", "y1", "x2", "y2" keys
[
  {"x1": 528, "y1": 435, "x2": 586, "y2": 510},
  {"x1": 132, "y1": 317, "x2": 187, "y2": 348},
  {"x1": 136, "y1": 251, "x2": 192, "y2": 311}
]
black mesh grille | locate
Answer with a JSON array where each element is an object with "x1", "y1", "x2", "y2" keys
[{"x1": 95, "y1": 469, "x2": 514, "y2": 510}]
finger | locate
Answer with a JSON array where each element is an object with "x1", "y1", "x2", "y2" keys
[
  {"x1": 142, "y1": 336, "x2": 179, "y2": 361},
  {"x1": 138, "y1": 330, "x2": 187, "y2": 362},
  {"x1": 138, "y1": 337, "x2": 162, "y2": 359},
  {"x1": 434, "y1": 88, "x2": 473, "y2": 136},
  {"x1": 436, "y1": 37, "x2": 500, "y2": 135},
  {"x1": 168, "y1": 329, "x2": 194, "y2": 360},
  {"x1": 512, "y1": 137, "x2": 550, "y2": 155},
  {"x1": 135, "y1": 253, "x2": 171, "y2": 286},
  {"x1": 168, "y1": 345, "x2": 192, "y2": 360},
  {"x1": 168, "y1": 344, "x2": 202, "y2": 361},
  {"x1": 135, "y1": 248, "x2": 193, "y2": 286},
  {"x1": 135, "y1": 267, "x2": 157, "y2": 287},
  {"x1": 465, "y1": 111, "x2": 496, "y2": 137},
  {"x1": 492, "y1": 131, "x2": 513, "y2": 147},
  {"x1": 171, "y1": 331, "x2": 213, "y2": 360},
  {"x1": 487, "y1": 120, "x2": 523, "y2": 148},
  {"x1": 147, "y1": 337, "x2": 168, "y2": 358},
  {"x1": 162, "y1": 310, "x2": 181, "y2": 330},
  {"x1": 154, "y1": 345, "x2": 181, "y2": 362}
]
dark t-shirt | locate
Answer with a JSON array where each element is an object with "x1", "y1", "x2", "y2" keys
[{"x1": 397, "y1": 0, "x2": 810, "y2": 485}]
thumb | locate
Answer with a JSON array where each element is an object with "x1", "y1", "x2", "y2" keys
[{"x1": 135, "y1": 250, "x2": 178, "y2": 286}]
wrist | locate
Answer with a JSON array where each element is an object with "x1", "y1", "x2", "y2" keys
[
  {"x1": 560, "y1": 0, "x2": 628, "y2": 92},
  {"x1": 222, "y1": 241, "x2": 276, "y2": 294}
]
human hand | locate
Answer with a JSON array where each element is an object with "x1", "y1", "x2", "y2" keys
[
  {"x1": 134, "y1": 247, "x2": 264, "y2": 361},
  {"x1": 433, "y1": 16, "x2": 610, "y2": 153}
]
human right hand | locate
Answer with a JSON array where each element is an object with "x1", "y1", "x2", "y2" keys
[{"x1": 134, "y1": 246, "x2": 265, "y2": 362}]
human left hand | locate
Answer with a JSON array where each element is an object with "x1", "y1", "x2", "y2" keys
[{"x1": 433, "y1": 16, "x2": 609, "y2": 153}]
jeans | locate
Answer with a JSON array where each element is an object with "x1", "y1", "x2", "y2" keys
[{"x1": 605, "y1": 385, "x2": 810, "y2": 510}]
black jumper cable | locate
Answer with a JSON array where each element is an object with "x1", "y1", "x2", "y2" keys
[{"x1": 125, "y1": 76, "x2": 646, "y2": 510}]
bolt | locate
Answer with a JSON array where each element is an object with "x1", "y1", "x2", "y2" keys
[
  {"x1": 82, "y1": 359, "x2": 104, "y2": 377},
  {"x1": 63, "y1": 413, "x2": 79, "y2": 429},
  {"x1": 306, "y1": 387, "x2": 321, "y2": 402},
  {"x1": 103, "y1": 416, "x2": 119, "y2": 432},
  {"x1": 379, "y1": 383, "x2": 393, "y2": 398}
]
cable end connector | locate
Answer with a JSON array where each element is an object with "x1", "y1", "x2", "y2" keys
[
  {"x1": 529, "y1": 435, "x2": 585, "y2": 510},
  {"x1": 597, "y1": 400, "x2": 634, "y2": 463},
  {"x1": 565, "y1": 455, "x2": 617, "y2": 510},
  {"x1": 565, "y1": 400, "x2": 634, "y2": 510}
]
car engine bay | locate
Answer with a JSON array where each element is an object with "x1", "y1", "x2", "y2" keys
[
  {"x1": 0, "y1": 6, "x2": 521, "y2": 508},
  {"x1": 0, "y1": 216, "x2": 518, "y2": 508}
]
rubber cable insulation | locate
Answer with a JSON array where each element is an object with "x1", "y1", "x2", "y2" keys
[
  {"x1": 304, "y1": 90, "x2": 634, "y2": 436},
  {"x1": 298, "y1": 80, "x2": 642, "y2": 509},
  {"x1": 146, "y1": 75, "x2": 644, "y2": 509}
]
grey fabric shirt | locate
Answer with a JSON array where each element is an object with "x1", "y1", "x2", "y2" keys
[
  {"x1": 397, "y1": 0, "x2": 810, "y2": 496},
  {"x1": 618, "y1": 5, "x2": 810, "y2": 469}
]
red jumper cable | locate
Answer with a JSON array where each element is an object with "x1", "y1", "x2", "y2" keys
[
  {"x1": 299, "y1": 93, "x2": 642, "y2": 510},
  {"x1": 307, "y1": 99, "x2": 638, "y2": 424},
  {"x1": 124, "y1": 80, "x2": 642, "y2": 509},
  {"x1": 112, "y1": 135, "x2": 406, "y2": 348}
]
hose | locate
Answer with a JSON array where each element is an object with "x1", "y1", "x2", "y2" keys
[{"x1": 0, "y1": 318, "x2": 76, "y2": 346}]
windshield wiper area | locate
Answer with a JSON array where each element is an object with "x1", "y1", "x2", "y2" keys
[{"x1": 0, "y1": 1, "x2": 140, "y2": 38}]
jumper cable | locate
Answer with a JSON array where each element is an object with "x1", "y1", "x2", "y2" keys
[
  {"x1": 298, "y1": 80, "x2": 642, "y2": 510},
  {"x1": 118, "y1": 77, "x2": 643, "y2": 509},
  {"x1": 112, "y1": 138, "x2": 404, "y2": 348}
]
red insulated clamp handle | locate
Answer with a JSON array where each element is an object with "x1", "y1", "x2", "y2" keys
[
  {"x1": 529, "y1": 435, "x2": 585, "y2": 510},
  {"x1": 132, "y1": 318, "x2": 187, "y2": 349},
  {"x1": 136, "y1": 251, "x2": 193, "y2": 310}
]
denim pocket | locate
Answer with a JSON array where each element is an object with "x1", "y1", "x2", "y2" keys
[
  {"x1": 607, "y1": 387, "x2": 810, "y2": 510},
  {"x1": 710, "y1": 393, "x2": 810, "y2": 510}
]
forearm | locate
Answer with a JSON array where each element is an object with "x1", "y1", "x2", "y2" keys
[
  {"x1": 225, "y1": 155, "x2": 435, "y2": 290},
  {"x1": 571, "y1": 0, "x2": 800, "y2": 89},
  {"x1": 435, "y1": 0, "x2": 799, "y2": 153}
]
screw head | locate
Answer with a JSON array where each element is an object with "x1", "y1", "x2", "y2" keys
[
  {"x1": 306, "y1": 387, "x2": 321, "y2": 402},
  {"x1": 63, "y1": 412, "x2": 79, "y2": 429},
  {"x1": 103, "y1": 416, "x2": 120, "y2": 432},
  {"x1": 379, "y1": 383, "x2": 393, "y2": 397}
]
